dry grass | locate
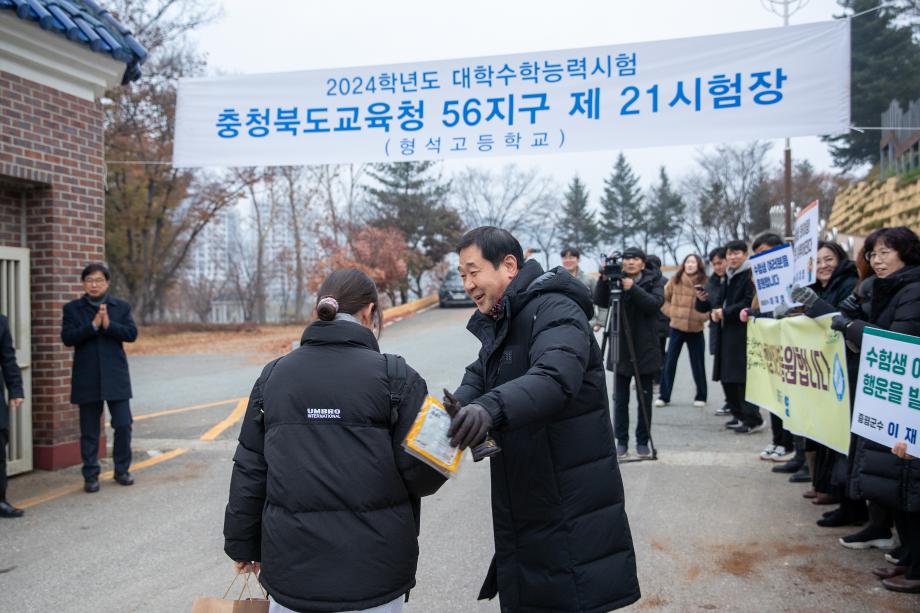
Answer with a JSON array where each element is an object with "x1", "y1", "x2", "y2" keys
[{"x1": 127, "y1": 323, "x2": 305, "y2": 357}]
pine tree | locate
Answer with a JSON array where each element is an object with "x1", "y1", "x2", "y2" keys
[
  {"x1": 557, "y1": 175, "x2": 598, "y2": 252},
  {"x1": 598, "y1": 153, "x2": 643, "y2": 251},
  {"x1": 365, "y1": 162, "x2": 462, "y2": 302},
  {"x1": 646, "y1": 167, "x2": 685, "y2": 264},
  {"x1": 824, "y1": 0, "x2": 920, "y2": 170}
]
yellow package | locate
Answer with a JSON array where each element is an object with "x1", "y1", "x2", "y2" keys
[{"x1": 402, "y1": 396, "x2": 463, "y2": 477}]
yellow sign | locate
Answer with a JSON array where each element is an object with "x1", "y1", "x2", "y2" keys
[{"x1": 746, "y1": 314, "x2": 851, "y2": 454}]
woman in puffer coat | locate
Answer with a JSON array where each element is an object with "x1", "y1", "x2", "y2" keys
[
  {"x1": 657, "y1": 253, "x2": 710, "y2": 407},
  {"x1": 224, "y1": 268, "x2": 446, "y2": 613},
  {"x1": 833, "y1": 227, "x2": 920, "y2": 594},
  {"x1": 788, "y1": 242, "x2": 859, "y2": 509}
]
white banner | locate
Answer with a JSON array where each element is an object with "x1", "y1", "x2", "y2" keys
[
  {"x1": 173, "y1": 20, "x2": 850, "y2": 167},
  {"x1": 750, "y1": 243, "x2": 798, "y2": 313},
  {"x1": 793, "y1": 200, "x2": 820, "y2": 288},
  {"x1": 852, "y1": 327, "x2": 920, "y2": 457}
]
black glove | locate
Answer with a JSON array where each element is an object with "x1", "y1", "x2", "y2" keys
[
  {"x1": 448, "y1": 403, "x2": 492, "y2": 450},
  {"x1": 830, "y1": 314, "x2": 851, "y2": 333},
  {"x1": 839, "y1": 292, "x2": 861, "y2": 314},
  {"x1": 790, "y1": 285, "x2": 818, "y2": 309}
]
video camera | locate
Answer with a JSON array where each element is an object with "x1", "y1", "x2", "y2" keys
[{"x1": 600, "y1": 252, "x2": 623, "y2": 281}]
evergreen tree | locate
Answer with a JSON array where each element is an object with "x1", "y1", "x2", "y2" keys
[
  {"x1": 598, "y1": 153, "x2": 643, "y2": 251},
  {"x1": 824, "y1": 0, "x2": 920, "y2": 170},
  {"x1": 646, "y1": 167, "x2": 685, "y2": 264},
  {"x1": 365, "y1": 162, "x2": 462, "y2": 302},
  {"x1": 557, "y1": 175, "x2": 598, "y2": 252}
]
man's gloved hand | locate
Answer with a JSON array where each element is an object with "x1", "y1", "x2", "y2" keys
[
  {"x1": 791, "y1": 285, "x2": 819, "y2": 309},
  {"x1": 773, "y1": 302, "x2": 792, "y2": 319},
  {"x1": 448, "y1": 403, "x2": 492, "y2": 449},
  {"x1": 830, "y1": 314, "x2": 851, "y2": 333}
]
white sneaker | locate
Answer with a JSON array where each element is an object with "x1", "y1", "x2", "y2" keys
[
  {"x1": 654, "y1": 399, "x2": 667, "y2": 407},
  {"x1": 693, "y1": 400, "x2": 706, "y2": 408},
  {"x1": 759, "y1": 444, "x2": 777, "y2": 460},
  {"x1": 770, "y1": 445, "x2": 794, "y2": 462}
]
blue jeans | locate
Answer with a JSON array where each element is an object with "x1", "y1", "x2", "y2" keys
[
  {"x1": 659, "y1": 329, "x2": 707, "y2": 403},
  {"x1": 79, "y1": 400, "x2": 132, "y2": 480}
]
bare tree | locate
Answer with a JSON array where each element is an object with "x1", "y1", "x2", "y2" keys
[
  {"x1": 230, "y1": 168, "x2": 282, "y2": 323},
  {"x1": 180, "y1": 274, "x2": 226, "y2": 323},
  {"x1": 452, "y1": 164, "x2": 556, "y2": 233},
  {"x1": 694, "y1": 142, "x2": 771, "y2": 241}
]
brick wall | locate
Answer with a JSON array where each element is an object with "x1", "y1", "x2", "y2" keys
[{"x1": 0, "y1": 70, "x2": 106, "y2": 469}]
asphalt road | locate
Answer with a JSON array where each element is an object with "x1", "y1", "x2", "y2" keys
[{"x1": 1, "y1": 307, "x2": 917, "y2": 612}]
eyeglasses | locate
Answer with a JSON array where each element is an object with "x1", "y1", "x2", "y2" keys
[
  {"x1": 83, "y1": 277, "x2": 108, "y2": 286},
  {"x1": 865, "y1": 249, "x2": 895, "y2": 262}
]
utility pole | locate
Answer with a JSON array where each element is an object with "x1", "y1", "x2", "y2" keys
[{"x1": 761, "y1": 0, "x2": 810, "y2": 237}]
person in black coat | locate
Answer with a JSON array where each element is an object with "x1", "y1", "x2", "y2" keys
[
  {"x1": 711, "y1": 240, "x2": 762, "y2": 432},
  {"x1": 61, "y1": 263, "x2": 137, "y2": 493},
  {"x1": 694, "y1": 247, "x2": 728, "y2": 415},
  {"x1": 595, "y1": 246, "x2": 665, "y2": 459},
  {"x1": 832, "y1": 227, "x2": 920, "y2": 593},
  {"x1": 786, "y1": 243, "x2": 860, "y2": 504},
  {"x1": 450, "y1": 227, "x2": 640, "y2": 613},
  {"x1": 224, "y1": 269, "x2": 446, "y2": 613},
  {"x1": 646, "y1": 255, "x2": 670, "y2": 387},
  {"x1": 0, "y1": 314, "x2": 24, "y2": 518}
]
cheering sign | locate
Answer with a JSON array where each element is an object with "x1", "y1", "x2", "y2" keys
[
  {"x1": 750, "y1": 244, "x2": 799, "y2": 313},
  {"x1": 793, "y1": 200, "x2": 820, "y2": 288},
  {"x1": 851, "y1": 327, "x2": 920, "y2": 457}
]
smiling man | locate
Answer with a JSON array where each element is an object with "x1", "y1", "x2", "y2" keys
[{"x1": 449, "y1": 226, "x2": 639, "y2": 613}]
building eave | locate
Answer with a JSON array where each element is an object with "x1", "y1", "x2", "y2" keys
[{"x1": 0, "y1": 10, "x2": 125, "y2": 101}]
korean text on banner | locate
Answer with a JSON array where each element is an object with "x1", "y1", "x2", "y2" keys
[
  {"x1": 746, "y1": 314, "x2": 851, "y2": 454},
  {"x1": 750, "y1": 244, "x2": 799, "y2": 313},
  {"x1": 793, "y1": 200, "x2": 820, "y2": 288},
  {"x1": 851, "y1": 327, "x2": 920, "y2": 458},
  {"x1": 173, "y1": 20, "x2": 850, "y2": 167}
]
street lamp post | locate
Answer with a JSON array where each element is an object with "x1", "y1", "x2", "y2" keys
[{"x1": 761, "y1": 0, "x2": 810, "y2": 237}]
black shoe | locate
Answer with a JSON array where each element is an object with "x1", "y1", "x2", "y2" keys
[
  {"x1": 114, "y1": 472, "x2": 134, "y2": 486},
  {"x1": 734, "y1": 422, "x2": 764, "y2": 434},
  {"x1": 0, "y1": 500, "x2": 24, "y2": 518},
  {"x1": 724, "y1": 418, "x2": 740, "y2": 429},
  {"x1": 788, "y1": 465, "x2": 811, "y2": 483},
  {"x1": 771, "y1": 459, "x2": 804, "y2": 474},
  {"x1": 817, "y1": 506, "x2": 864, "y2": 528},
  {"x1": 84, "y1": 478, "x2": 100, "y2": 493},
  {"x1": 839, "y1": 526, "x2": 899, "y2": 550}
]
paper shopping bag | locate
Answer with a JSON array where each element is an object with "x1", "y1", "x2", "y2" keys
[{"x1": 192, "y1": 571, "x2": 268, "y2": 612}]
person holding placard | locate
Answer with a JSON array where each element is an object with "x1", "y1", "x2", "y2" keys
[
  {"x1": 831, "y1": 227, "x2": 920, "y2": 592},
  {"x1": 224, "y1": 269, "x2": 446, "y2": 613},
  {"x1": 788, "y1": 242, "x2": 861, "y2": 517}
]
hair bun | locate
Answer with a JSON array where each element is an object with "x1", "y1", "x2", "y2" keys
[{"x1": 317, "y1": 296, "x2": 339, "y2": 321}]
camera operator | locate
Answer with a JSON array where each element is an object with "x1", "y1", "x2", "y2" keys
[{"x1": 595, "y1": 247, "x2": 664, "y2": 460}]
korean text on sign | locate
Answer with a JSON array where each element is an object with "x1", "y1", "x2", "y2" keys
[{"x1": 851, "y1": 327, "x2": 920, "y2": 457}]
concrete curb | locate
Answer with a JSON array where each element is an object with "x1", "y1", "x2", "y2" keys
[{"x1": 382, "y1": 294, "x2": 439, "y2": 322}]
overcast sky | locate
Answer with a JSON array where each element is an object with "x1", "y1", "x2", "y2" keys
[{"x1": 191, "y1": 0, "x2": 856, "y2": 219}]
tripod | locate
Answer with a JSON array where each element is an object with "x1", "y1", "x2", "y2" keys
[{"x1": 600, "y1": 277, "x2": 658, "y2": 462}]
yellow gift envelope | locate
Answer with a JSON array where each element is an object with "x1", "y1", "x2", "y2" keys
[{"x1": 403, "y1": 396, "x2": 463, "y2": 477}]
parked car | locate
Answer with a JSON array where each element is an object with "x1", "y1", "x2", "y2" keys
[{"x1": 439, "y1": 270, "x2": 474, "y2": 307}]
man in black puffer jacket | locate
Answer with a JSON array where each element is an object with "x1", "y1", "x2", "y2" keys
[{"x1": 450, "y1": 227, "x2": 640, "y2": 613}]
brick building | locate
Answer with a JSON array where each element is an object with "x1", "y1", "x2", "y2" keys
[{"x1": 0, "y1": 1, "x2": 145, "y2": 471}]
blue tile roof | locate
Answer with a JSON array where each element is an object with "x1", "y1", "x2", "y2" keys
[{"x1": 1, "y1": 0, "x2": 147, "y2": 84}]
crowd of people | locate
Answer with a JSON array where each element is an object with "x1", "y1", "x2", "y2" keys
[{"x1": 580, "y1": 227, "x2": 920, "y2": 595}]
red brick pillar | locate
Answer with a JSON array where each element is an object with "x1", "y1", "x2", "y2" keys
[{"x1": 0, "y1": 71, "x2": 106, "y2": 470}]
